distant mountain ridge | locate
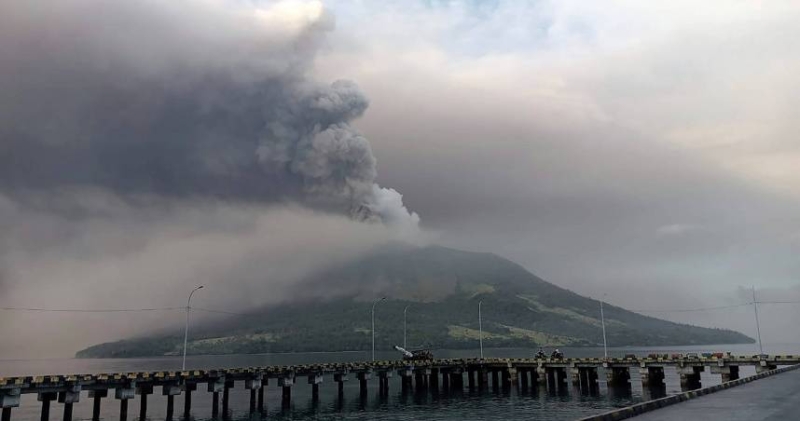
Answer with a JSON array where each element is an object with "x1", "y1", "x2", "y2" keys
[{"x1": 77, "y1": 244, "x2": 753, "y2": 358}]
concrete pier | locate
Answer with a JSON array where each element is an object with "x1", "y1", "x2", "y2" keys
[
  {"x1": 114, "y1": 384, "x2": 134, "y2": 421},
  {"x1": 678, "y1": 366, "x2": 703, "y2": 389},
  {"x1": 246, "y1": 378, "x2": 262, "y2": 413},
  {"x1": 279, "y1": 375, "x2": 294, "y2": 405},
  {"x1": 87, "y1": 390, "x2": 105, "y2": 421},
  {"x1": 640, "y1": 366, "x2": 666, "y2": 388},
  {"x1": 356, "y1": 372, "x2": 370, "y2": 397},
  {"x1": 135, "y1": 384, "x2": 152, "y2": 421},
  {"x1": 606, "y1": 366, "x2": 631, "y2": 386},
  {"x1": 183, "y1": 382, "x2": 196, "y2": 418},
  {"x1": 208, "y1": 378, "x2": 223, "y2": 417},
  {"x1": 2, "y1": 354, "x2": 798, "y2": 421},
  {"x1": 334, "y1": 372, "x2": 347, "y2": 397}
]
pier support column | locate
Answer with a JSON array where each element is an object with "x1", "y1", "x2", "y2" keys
[
  {"x1": 491, "y1": 370, "x2": 499, "y2": 391},
  {"x1": 711, "y1": 365, "x2": 740, "y2": 382},
  {"x1": 677, "y1": 366, "x2": 703, "y2": 390},
  {"x1": 479, "y1": 368, "x2": 489, "y2": 390},
  {"x1": 429, "y1": 368, "x2": 439, "y2": 392},
  {"x1": 571, "y1": 368, "x2": 581, "y2": 386},
  {"x1": 377, "y1": 371, "x2": 391, "y2": 396},
  {"x1": 356, "y1": 372, "x2": 371, "y2": 397},
  {"x1": 441, "y1": 369, "x2": 451, "y2": 391},
  {"x1": 114, "y1": 385, "x2": 135, "y2": 421},
  {"x1": 135, "y1": 384, "x2": 153, "y2": 421},
  {"x1": 640, "y1": 367, "x2": 665, "y2": 388},
  {"x1": 57, "y1": 384, "x2": 80, "y2": 421},
  {"x1": 756, "y1": 363, "x2": 777, "y2": 374},
  {"x1": 536, "y1": 367, "x2": 547, "y2": 388},
  {"x1": 88, "y1": 390, "x2": 106, "y2": 421},
  {"x1": 506, "y1": 367, "x2": 518, "y2": 389},
  {"x1": 208, "y1": 378, "x2": 224, "y2": 418},
  {"x1": 467, "y1": 369, "x2": 476, "y2": 390},
  {"x1": 183, "y1": 382, "x2": 196, "y2": 418},
  {"x1": 397, "y1": 369, "x2": 412, "y2": 394},
  {"x1": 307, "y1": 373, "x2": 322, "y2": 402},
  {"x1": 605, "y1": 367, "x2": 631, "y2": 387},
  {"x1": 258, "y1": 377, "x2": 267, "y2": 413},
  {"x1": 1, "y1": 388, "x2": 21, "y2": 421},
  {"x1": 246, "y1": 378, "x2": 263, "y2": 413},
  {"x1": 334, "y1": 373, "x2": 348, "y2": 397},
  {"x1": 222, "y1": 380, "x2": 234, "y2": 418},
  {"x1": 278, "y1": 376, "x2": 294, "y2": 407},
  {"x1": 450, "y1": 369, "x2": 463, "y2": 391},
  {"x1": 38, "y1": 392, "x2": 57, "y2": 421},
  {"x1": 578, "y1": 367, "x2": 599, "y2": 391},
  {"x1": 162, "y1": 383, "x2": 182, "y2": 421},
  {"x1": 520, "y1": 369, "x2": 529, "y2": 390}
]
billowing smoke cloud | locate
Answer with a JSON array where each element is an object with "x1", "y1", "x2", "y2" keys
[
  {"x1": 0, "y1": 0, "x2": 419, "y2": 232},
  {"x1": 0, "y1": 0, "x2": 423, "y2": 358}
]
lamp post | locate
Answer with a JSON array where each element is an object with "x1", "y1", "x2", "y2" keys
[
  {"x1": 372, "y1": 297, "x2": 386, "y2": 361},
  {"x1": 182, "y1": 285, "x2": 204, "y2": 370},
  {"x1": 403, "y1": 305, "x2": 410, "y2": 349},
  {"x1": 752, "y1": 286, "x2": 764, "y2": 356},
  {"x1": 600, "y1": 296, "x2": 608, "y2": 359},
  {"x1": 478, "y1": 300, "x2": 484, "y2": 359}
]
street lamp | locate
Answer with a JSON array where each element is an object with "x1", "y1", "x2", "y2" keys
[
  {"x1": 403, "y1": 305, "x2": 410, "y2": 349},
  {"x1": 752, "y1": 286, "x2": 764, "y2": 356},
  {"x1": 478, "y1": 300, "x2": 484, "y2": 359},
  {"x1": 182, "y1": 285, "x2": 204, "y2": 370},
  {"x1": 600, "y1": 295, "x2": 608, "y2": 359},
  {"x1": 372, "y1": 297, "x2": 386, "y2": 361}
]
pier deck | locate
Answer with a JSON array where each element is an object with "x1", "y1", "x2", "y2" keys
[{"x1": 631, "y1": 365, "x2": 800, "y2": 420}]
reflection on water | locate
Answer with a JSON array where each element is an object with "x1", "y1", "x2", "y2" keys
[{"x1": 0, "y1": 344, "x2": 795, "y2": 421}]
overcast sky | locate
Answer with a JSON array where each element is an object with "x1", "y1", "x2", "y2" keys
[{"x1": 1, "y1": 0, "x2": 799, "y2": 357}]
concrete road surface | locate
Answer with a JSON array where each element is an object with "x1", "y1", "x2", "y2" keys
[{"x1": 632, "y1": 367, "x2": 800, "y2": 421}]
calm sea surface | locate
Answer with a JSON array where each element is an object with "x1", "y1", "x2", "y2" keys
[{"x1": 2, "y1": 344, "x2": 797, "y2": 421}]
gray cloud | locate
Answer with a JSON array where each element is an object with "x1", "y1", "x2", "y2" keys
[
  {"x1": 0, "y1": 0, "x2": 424, "y2": 358},
  {"x1": 0, "y1": 0, "x2": 418, "y2": 231},
  {"x1": 317, "y1": 1, "x2": 800, "y2": 343}
]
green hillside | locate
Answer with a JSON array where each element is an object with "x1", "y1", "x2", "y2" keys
[{"x1": 76, "y1": 245, "x2": 752, "y2": 358}]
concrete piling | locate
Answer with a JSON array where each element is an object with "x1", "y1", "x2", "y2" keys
[
  {"x1": 222, "y1": 380, "x2": 233, "y2": 418},
  {"x1": 115, "y1": 385, "x2": 134, "y2": 421},
  {"x1": 308, "y1": 373, "x2": 322, "y2": 402},
  {"x1": 37, "y1": 392, "x2": 56, "y2": 421},
  {"x1": 606, "y1": 367, "x2": 631, "y2": 387},
  {"x1": 640, "y1": 366, "x2": 665, "y2": 388},
  {"x1": 0, "y1": 389, "x2": 21, "y2": 421},
  {"x1": 184, "y1": 382, "x2": 196, "y2": 418},
  {"x1": 6, "y1": 355, "x2": 798, "y2": 421},
  {"x1": 87, "y1": 390, "x2": 106, "y2": 421},
  {"x1": 135, "y1": 384, "x2": 152, "y2": 421},
  {"x1": 356, "y1": 372, "x2": 370, "y2": 397},
  {"x1": 279, "y1": 375, "x2": 294, "y2": 407},
  {"x1": 246, "y1": 378, "x2": 262, "y2": 413},
  {"x1": 162, "y1": 383, "x2": 181, "y2": 421},
  {"x1": 208, "y1": 378, "x2": 224, "y2": 418}
]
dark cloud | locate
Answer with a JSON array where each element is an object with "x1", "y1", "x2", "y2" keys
[{"x1": 0, "y1": 0, "x2": 418, "y2": 230}]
